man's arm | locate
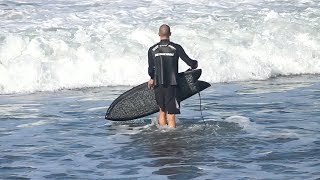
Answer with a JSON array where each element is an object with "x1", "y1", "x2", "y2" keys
[
  {"x1": 148, "y1": 48, "x2": 155, "y2": 89},
  {"x1": 177, "y1": 45, "x2": 198, "y2": 69},
  {"x1": 148, "y1": 47, "x2": 155, "y2": 79}
]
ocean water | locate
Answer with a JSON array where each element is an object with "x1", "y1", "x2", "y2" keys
[{"x1": 1, "y1": 0, "x2": 320, "y2": 179}]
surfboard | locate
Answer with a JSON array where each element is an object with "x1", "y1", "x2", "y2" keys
[{"x1": 105, "y1": 69, "x2": 210, "y2": 121}]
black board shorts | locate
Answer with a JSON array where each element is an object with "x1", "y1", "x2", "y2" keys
[{"x1": 154, "y1": 85, "x2": 180, "y2": 114}]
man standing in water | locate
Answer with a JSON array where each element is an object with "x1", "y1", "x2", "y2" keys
[{"x1": 147, "y1": 24, "x2": 198, "y2": 128}]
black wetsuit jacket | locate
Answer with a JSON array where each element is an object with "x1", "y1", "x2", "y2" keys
[{"x1": 148, "y1": 40, "x2": 198, "y2": 86}]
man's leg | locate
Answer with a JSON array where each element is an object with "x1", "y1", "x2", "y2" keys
[
  {"x1": 167, "y1": 114, "x2": 176, "y2": 128},
  {"x1": 158, "y1": 108, "x2": 167, "y2": 126},
  {"x1": 165, "y1": 86, "x2": 178, "y2": 128},
  {"x1": 154, "y1": 86, "x2": 167, "y2": 126}
]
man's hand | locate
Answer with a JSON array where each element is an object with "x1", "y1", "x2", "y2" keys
[
  {"x1": 192, "y1": 61, "x2": 198, "y2": 69},
  {"x1": 148, "y1": 79, "x2": 154, "y2": 89}
]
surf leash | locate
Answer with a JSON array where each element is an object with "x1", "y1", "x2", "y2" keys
[{"x1": 198, "y1": 92, "x2": 207, "y2": 130}]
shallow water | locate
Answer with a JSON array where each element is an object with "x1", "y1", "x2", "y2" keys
[{"x1": 1, "y1": 75, "x2": 320, "y2": 179}]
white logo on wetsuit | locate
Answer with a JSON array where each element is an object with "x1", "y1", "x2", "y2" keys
[
  {"x1": 155, "y1": 53, "x2": 174, "y2": 57},
  {"x1": 152, "y1": 44, "x2": 176, "y2": 51},
  {"x1": 175, "y1": 98, "x2": 180, "y2": 109}
]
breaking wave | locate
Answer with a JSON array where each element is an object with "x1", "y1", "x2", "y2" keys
[{"x1": 0, "y1": 0, "x2": 319, "y2": 94}]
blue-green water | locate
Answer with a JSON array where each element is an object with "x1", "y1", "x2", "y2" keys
[{"x1": 1, "y1": 75, "x2": 319, "y2": 179}]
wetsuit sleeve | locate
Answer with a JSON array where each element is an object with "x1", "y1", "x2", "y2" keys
[
  {"x1": 176, "y1": 45, "x2": 198, "y2": 69},
  {"x1": 148, "y1": 47, "x2": 155, "y2": 79}
]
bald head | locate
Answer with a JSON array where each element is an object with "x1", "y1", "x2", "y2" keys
[{"x1": 158, "y1": 24, "x2": 171, "y2": 39}]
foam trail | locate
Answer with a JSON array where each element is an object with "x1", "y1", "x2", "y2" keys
[{"x1": 0, "y1": 0, "x2": 320, "y2": 94}]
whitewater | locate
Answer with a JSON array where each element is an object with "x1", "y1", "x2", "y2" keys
[{"x1": 0, "y1": 0, "x2": 319, "y2": 94}]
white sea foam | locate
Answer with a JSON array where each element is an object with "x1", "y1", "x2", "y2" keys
[
  {"x1": 17, "y1": 120, "x2": 51, "y2": 128},
  {"x1": 225, "y1": 115, "x2": 252, "y2": 130},
  {"x1": 0, "y1": 0, "x2": 319, "y2": 94}
]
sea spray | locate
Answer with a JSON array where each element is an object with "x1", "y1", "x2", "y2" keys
[{"x1": 0, "y1": 0, "x2": 319, "y2": 94}]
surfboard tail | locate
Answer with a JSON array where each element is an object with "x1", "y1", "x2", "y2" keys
[
  {"x1": 178, "y1": 69, "x2": 202, "y2": 84},
  {"x1": 197, "y1": 80, "x2": 211, "y2": 91}
]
